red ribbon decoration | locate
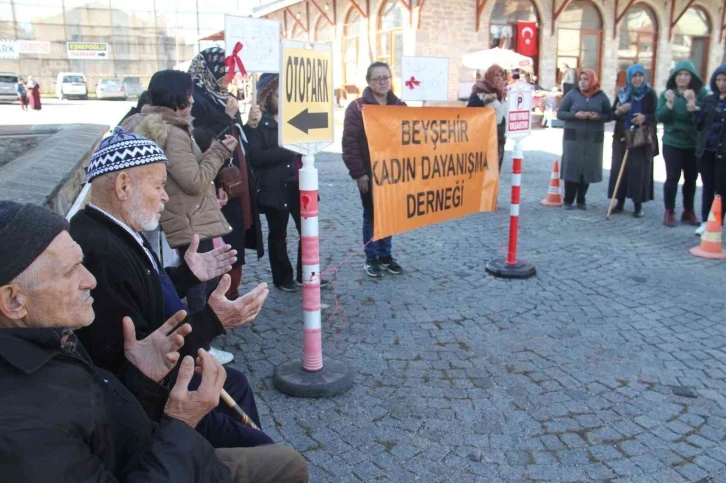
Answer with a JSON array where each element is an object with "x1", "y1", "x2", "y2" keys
[
  {"x1": 224, "y1": 42, "x2": 248, "y2": 82},
  {"x1": 405, "y1": 76, "x2": 421, "y2": 90}
]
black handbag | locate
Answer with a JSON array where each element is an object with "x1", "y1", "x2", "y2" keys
[{"x1": 625, "y1": 124, "x2": 655, "y2": 149}]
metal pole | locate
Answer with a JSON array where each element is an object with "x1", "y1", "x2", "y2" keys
[{"x1": 507, "y1": 140, "x2": 522, "y2": 265}]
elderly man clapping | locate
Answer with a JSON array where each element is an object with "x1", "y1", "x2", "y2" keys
[
  {"x1": 69, "y1": 128, "x2": 273, "y2": 449},
  {"x1": 0, "y1": 201, "x2": 308, "y2": 482}
]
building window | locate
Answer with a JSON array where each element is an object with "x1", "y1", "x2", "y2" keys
[
  {"x1": 616, "y1": 5, "x2": 657, "y2": 91},
  {"x1": 556, "y1": 0, "x2": 603, "y2": 82},
  {"x1": 315, "y1": 15, "x2": 333, "y2": 42},
  {"x1": 377, "y1": 0, "x2": 404, "y2": 93},
  {"x1": 673, "y1": 7, "x2": 711, "y2": 81},
  {"x1": 343, "y1": 8, "x2": 361, "y2": 85},
  {"x1": 487, "y1": 0, "x2": 540, "y2": 75}
]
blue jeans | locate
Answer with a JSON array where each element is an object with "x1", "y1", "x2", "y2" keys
[{"x1": 361, "y1": 188, "x2": 392, "y2": 260}]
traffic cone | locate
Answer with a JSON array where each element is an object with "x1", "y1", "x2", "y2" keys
[
  {"x1": 689, "y1": 195, "x2": 726, "y2": 259},
  {"x1": 540, "y1": 160, "x2": 563, "y2": 207}
]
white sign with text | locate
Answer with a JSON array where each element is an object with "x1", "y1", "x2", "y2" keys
[
  {"x1": 400, "y1": 56, "x2": 449, "y2": 102},
  {"x1": 225, "y1": 16, "x2": 280, "y2": 74}
]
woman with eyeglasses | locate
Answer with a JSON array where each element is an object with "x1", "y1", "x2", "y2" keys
[{"x1": 342, "y1": 62, "x2": 407, "y2": 278}]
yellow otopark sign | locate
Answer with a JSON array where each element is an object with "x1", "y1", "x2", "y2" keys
[{"x1": 278, "y1": 40, "x2": 334, "y2": 154}]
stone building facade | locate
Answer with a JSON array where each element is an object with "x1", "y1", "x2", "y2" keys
[{"x1": 257, "y1": 0, "x2": 726, "y2": 101}]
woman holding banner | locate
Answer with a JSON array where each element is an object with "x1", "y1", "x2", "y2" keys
[
  {"x1": 342, "y1": 62, "x2": 406, "y2": 278},
  {"x1": 557, "y1": 69, "x2": 612, "y2": 210},
  {"x1": 467, "y1": 64, "x2": 507, "y2": 171},
  {"x1": 187, "y1": 48, "x2": 264, "y2": 300}
]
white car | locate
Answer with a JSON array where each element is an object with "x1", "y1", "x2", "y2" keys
[
  {"x1": 96, "y1": 78, "x2": 127, "y2": 100},
  {"x1": 55, "y1": 72, "x2": 88, "y2": 100}
]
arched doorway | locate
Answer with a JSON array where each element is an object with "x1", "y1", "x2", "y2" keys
[
  {"x1": 377, "y1": 0, "x2": 405, "y2": 94},
  {"x1": 616, "y1": 4, "x2": 657, "y2": 91},
  {"x1": 487, "y1": 0, "x2": 541, "y2": 76},
  {"x1": 343, "y1": 8, "x2": 362, "y2": 88},
  {"x1": 556, "y1": 0, "x2": 603, "y2": 83},
  {"x1": 673, "y1": 7, "x2": 711, "y2": 81}
]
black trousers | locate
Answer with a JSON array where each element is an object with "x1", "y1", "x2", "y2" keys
[
  {"x1": 662, "y1": 145, "x2": 698, "y2": 211},
  {"x1": 564, "y1": 176, "x2": 589, "y2": 204},
  {"x1": 262, "y1": 183, "x2": 301, "y2": 286},
  {"x1": 698, "y1": 151, "x2": 726, "y2": 222}
]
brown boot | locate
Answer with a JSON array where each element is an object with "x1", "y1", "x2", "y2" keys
[
  {"x1": 681, "y1": 209, "x2": 700, "y2": 226},
  {"x1": 663, "y1": 209, "x2": 676, "y2": 227}
]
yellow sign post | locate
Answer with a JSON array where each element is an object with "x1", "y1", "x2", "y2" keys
[{"x1": 278, "y1": 40, "x2": 334, "y2": 155}]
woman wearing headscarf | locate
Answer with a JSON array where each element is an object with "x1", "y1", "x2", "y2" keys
[
  {"x1": 187, "y1": 47, "x2": 264, "y2": 300},
  {"x1": 608, "y1": 64, "x2": 658, "y2": 218},
  {"x1": 656, "y1": 60, "x2": 708, "y2": 229},
  {"x1": 27, "y1": 76, "x2": 41, "y2": 110},
  {"x1": 467, "y1": 64, "x2": 507, "y2": 170},
  {"x1": 557, "y1": 69, "x2": 612, "y2": 209}
]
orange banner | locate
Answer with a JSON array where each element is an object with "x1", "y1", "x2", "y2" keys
[{"x1": 361, "y1": 106, "x2": 499, "y2": 240}]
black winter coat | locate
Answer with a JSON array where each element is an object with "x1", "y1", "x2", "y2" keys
[
  {"x1": 695, "y1": 93, "x2": 726, "y2": 160},
  {"x1": 243, "y1": 114, "x2": 297, "y2": 211},
  {"x1": 70, "y1": 206, "x2": 225, "y2": 376},
  {"x1": 0, "y1": 328, "x2": 234, "y2": 483},
  {"x1": 191, "y1": 87, "x2": 264, "y2": 263}
]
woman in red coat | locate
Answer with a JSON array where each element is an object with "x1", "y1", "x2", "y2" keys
[{"x1": 27, "y1": 76, "x2": 41, "y2": 110}]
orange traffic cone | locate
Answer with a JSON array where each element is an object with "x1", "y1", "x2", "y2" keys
[
  {"x1": 690, "y1": 195, "x2": 726, "y2": 259},
  {"x1": 540, "y1": 160, "x2": 563, "y2": 207}
]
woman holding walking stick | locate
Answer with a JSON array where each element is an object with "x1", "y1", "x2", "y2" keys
[{"x1": 608, "y1": 64, "x2": 658, "y2": 218}]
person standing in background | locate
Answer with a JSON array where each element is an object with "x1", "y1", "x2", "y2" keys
[
  {"x1": 467, "y1": 64, "x2": 507, "y2": 171},
  {"x1": 27, "y1": 76, "x2": 41, "y2": 111},
  {"x1": 342, "y1": 62, "x2": 406, "y2": 278},
  {"x1": 557, "y1": 70, "x2": 612, "y2": 210},
  {"x1": 693, "y1": 64, "x2": 726, "y2": 228},
  {"x1": 560, "y1": 64, "x2": 577, "y2": 95},
  {"x1": 656, "y1": 60, "x2": 708, "y2": 228},
  {"x1": 608, "y1": 64, "x2": 658, "y2": 218},
  {"x1": 15, "y1": 77, "x2": 28, "y2": 111}
]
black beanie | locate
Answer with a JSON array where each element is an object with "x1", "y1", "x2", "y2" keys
[{"x1": 0, "y1": 201, "x2": 69, "y2": 286}]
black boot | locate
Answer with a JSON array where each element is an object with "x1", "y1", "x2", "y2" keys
[{"x1": 634, "y1": 203, "x2": 644, "y2": 218}]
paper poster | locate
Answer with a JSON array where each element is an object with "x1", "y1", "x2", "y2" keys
[
  {"x1": 400, "y1": 56, "x2": 449, "y2": 102},
  {"x1": 225, "y1": 16, "x2": 280, "y2": 74}
]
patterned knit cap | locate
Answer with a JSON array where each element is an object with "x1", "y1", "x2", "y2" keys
[{"x1": 86, "y1": 126, "x2": 167, "y2": 182}]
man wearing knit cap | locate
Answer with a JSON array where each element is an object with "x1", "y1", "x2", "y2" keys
[
  {"x1": 69, "y1": 127, "x2": 276, "y2": 449},
  {"x1": 0, "y1": 200, "x2": 309, "y2": 482}
]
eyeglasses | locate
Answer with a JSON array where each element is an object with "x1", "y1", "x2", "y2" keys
[{"x1": 370, "y1": 76, "x2": 391, "y2": 83}]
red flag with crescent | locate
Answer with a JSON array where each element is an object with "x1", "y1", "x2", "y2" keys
[{"x1": 517, "y1": 22, "x2": 537, "y2": 57}]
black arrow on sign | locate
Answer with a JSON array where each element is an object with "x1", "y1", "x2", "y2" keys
[{"x1": 288, "y1": 108, "x2": 328, "y2": 134}]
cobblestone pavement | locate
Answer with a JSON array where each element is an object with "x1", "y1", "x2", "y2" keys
[{"x1": 216, "y1": 129, "x2": 726, "y2": 482}]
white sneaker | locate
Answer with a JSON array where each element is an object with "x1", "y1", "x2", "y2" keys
[
  {"x1": 695, "y1": 222, "x2": 707, "y2": 236},
  {"x1": 209, "y1": 347, "x2": 234, "y2": 365}
]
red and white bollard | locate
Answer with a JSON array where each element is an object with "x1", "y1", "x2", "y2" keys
[
  {"x1": 272, "y1": 153, "x2": 354, "y2": 397},
  {"x1": 486, "y1": 139, "x2": 536, "y2": 279}
]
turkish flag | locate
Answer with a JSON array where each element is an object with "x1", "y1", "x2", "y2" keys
[{"x1": 517, "y1": 22, "x2": 538, "y2": 57}]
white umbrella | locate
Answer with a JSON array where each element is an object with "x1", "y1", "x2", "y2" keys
[{"x1": 461, "y1": 47, "x2": 533, "y2": 71}]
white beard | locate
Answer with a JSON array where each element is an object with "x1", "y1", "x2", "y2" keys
[{"x1": 128, "y1": 191, "x2": 163, "y2": 232}]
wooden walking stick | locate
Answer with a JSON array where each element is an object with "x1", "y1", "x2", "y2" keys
[
  {"x1": 220, "y1": 389, "x2": 260, "y2": 430},
  {"x1": 606, "y1": 149, "x2": 630, "y2": 220}
]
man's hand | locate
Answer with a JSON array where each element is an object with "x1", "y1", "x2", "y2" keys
[
  {"x1": 217, "y1": 187, "x2": 228, "y2": 207},
  {"x1": 208, "y1": 276, "x2": 269, "y2": 329},
  {"x1": 632, "y1": 113, "x2": 646, "y2": 125},
  {"x1": 184, "y1": 234, "x2": 237, "y2": 282},
  {"x1": 575, "y1": 111, "x2": 589, "y2": 120},
  {"x1": 246, "y1": 104, "x2": 262, "y2": 128},
  {"x1": 164, "y1": 349, "x2": 226, "y2": 428},
  {"x1": 225, "y1": 96, "x2": 239, "y2": 118},
  {"x1": 356, "y1": 175, "x2": 370, "y2": 193},
  {"x1": 123, "y1": 311, "x2": 191, "y2": 383}
]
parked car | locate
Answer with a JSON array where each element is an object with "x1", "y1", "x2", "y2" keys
[
  {"x1": 55, "y1": 72, "x2": 88, "y2": 100},
  {"x1": 95, "y1": 78, "x2": 127, "y2": 100},
  {"x1": 0, "y1": 73, "x2": 20, "y2": 103},
  {"x1": 122, "y1": 76, "x2": 144, "y2": 97}
]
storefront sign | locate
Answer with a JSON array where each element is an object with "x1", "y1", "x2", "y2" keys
[
  {"x1": 18, "y1": 40, "x2": 51, "y2": 55},
  {"x1": 67, "y1": 42, "x2": 109, "y2": 60},
  {"x1": 0, "y1": 39, "x2": 18, "y2": 59}
]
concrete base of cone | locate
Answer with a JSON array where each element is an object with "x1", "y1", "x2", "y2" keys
[
  {"x1": 486, "y1": 258, "x2": 537, "y2": 279},
  {"x1": 273, "y1": 358, "x2": 354, "y2": 398},
  {"x1": 689, "y1": 246, "x2": 726, "y2": 259},
  {"x1": 540, "y1": 198, "x2": 563, "y2": 207}
]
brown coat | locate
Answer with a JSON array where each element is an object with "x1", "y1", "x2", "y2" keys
[{"x1": 121, "y1": 105, "x2": 232, "y2": 247}]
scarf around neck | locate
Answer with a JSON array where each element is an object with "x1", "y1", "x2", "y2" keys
[{"x1": 618, "y1": 64, "x2": 650, "y2": 104}]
